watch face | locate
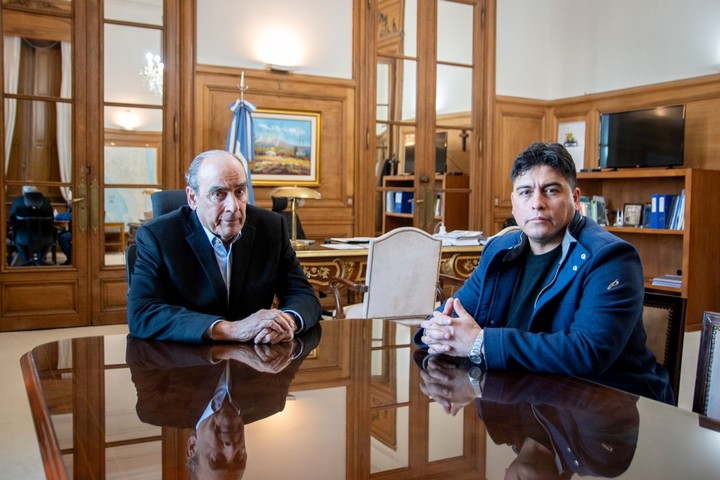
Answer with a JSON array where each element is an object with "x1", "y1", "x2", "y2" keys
[
  {"x1": 468, "y1": 366, "x2": 483, "y2": 379},
  {"x1": 468, "y1": 354, "x2": 483, "y2": 365}
]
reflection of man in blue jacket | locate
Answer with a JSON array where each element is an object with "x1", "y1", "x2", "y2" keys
[
  {"x1": 417, "y1": 142, "x2": 673, "y2": 404},
  {"x1": 417, "y1": 353, "x2": 639, "y2": 479}
]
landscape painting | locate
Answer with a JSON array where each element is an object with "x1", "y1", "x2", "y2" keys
[{"x1": 251, "y1": 109, "x2": 320, "y2": 185}]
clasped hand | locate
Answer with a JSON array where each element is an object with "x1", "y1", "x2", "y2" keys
[
  {"x1": 420, "y1": 298, "x2": 482, "y2": 357},
  {"x1": 212, "y1": 309, "x2": 297, "y2": 343},
  {"x1": 418, "y1": 354, "x2": 477, "y2": 416},
  {"x1": 211, "y1": 341, "x2": 295, "y2": 373}
]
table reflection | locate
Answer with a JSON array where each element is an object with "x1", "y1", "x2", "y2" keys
[
  {"x1": 417, "y1": 352, "x2": 639, "y2": 479},
  {"x1": 21, "y1": 318, "x2": 720, "y2": 479},
  {"x1": 126, "y1": 328, "x2": 321, "y2": 479}
]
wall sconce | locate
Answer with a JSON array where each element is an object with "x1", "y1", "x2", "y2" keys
[
  {"x1": 266, "y1": 64, "x2": 299, "y2": 73},
  {"x1": 268, "y1": 186, "x2": 321, "y2": 249},
  {"x1": 255, "y1": 26, "x2": 304, "y2": 72}
]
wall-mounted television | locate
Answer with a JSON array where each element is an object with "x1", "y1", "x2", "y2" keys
[
  {"x1": 598, "y1": 105, "x2": 685, "y2": 169},
  {"x1": 404, "y1": 132, "x2": 448, "y2": 174}
]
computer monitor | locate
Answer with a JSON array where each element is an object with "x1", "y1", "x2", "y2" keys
[{"x1": 404, "y1": 132, "x2": 447, "y2": 174}]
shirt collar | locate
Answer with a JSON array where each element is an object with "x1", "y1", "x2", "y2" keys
[{"x1": 201, "y1": 224, "x2": 242, "y2": 249}]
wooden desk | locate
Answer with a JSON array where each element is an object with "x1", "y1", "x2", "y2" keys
[
  {"x1": 20, "y1": 321, "x2": 720, "y2": 479},
  {"x1": 296, "y1": 244, "x2": 483, "y2": 291}
]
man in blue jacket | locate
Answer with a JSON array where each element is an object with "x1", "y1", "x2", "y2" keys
[{"x1": 418, "y1": 142, "x2": 673, "y2": 404}]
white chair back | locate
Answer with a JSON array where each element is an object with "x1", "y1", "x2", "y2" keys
[{"x1": 344, "y1": 227, "x2": 442, "y2": 319}]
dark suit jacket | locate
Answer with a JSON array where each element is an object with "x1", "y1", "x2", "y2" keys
[
  {"x1": 127, "y1": 205, "x2": 321, "y2": 342},
  {"x1": 126, "y1": 325, "x2": 321, "y2": 428}
]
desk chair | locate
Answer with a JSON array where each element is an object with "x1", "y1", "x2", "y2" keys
[
  {"x1": 13, "y1": 213, "x2": 57, "y2": 266},
  {"x1": 22, "y1": 191, "x2": 50, "y2": 209},
  {"x1": 642, "y1": 291, "x2": 686, "y2": 404},
  {"x1": 328, "y1": 227, "x2": 442, "y2": 319},
  {"x1": 150, "y1": 189, "x2": 187, "y2": 217},
  {"x1": 436, "y1": 224, "x2": 520, "y2": 302},
  {"x1": 693, "y1": 311, "x2": 720, "y2": 419},
  {"x1": 125, "y1": 243, "x2": 137, "y2": 286},
  {"x1": 272, "y1": 197, "x2": 306, "y2": 239}
]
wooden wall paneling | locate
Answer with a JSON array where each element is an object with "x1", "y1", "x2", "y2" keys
[
  {"x1": 194, "y1": 67, "x2": 356, "y2": 241},
  {"x1": 491, "y1": 97, "x2": 549, "y2": 233},
  {"x1": 1, "y1": 279, "x2": 82, "y2": 330},
  {"x1": 684, "y1": 98, "x2": 720, "y2": 170},
  {"x1": 684, "y1": 169, "x2": 720, "y2": 329},
  {"x1": 551, "y1": 73, "x2": 720, "y2": 171},
  {"x1": 2, "y1": 9, "x2": 71, "y2": 42}
]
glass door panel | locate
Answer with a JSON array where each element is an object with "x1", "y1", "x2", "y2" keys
[
  {"x1": 102, "y1": 4, "x2": 164, "y2": 266},
  {"x1": 3, "y1": 18, "x2": 74, "y2": 267},
  {"x1": 104, "y1": 0, "x2": 162, "y2": 25},
  {"x1": 103, "y1": 24, "x2": 163, "y2": 105},
  {"x1": 437, "y1": 0, "x2": 473, "y2": 64}
]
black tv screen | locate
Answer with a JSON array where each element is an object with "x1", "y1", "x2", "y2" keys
[
  {"x1": 404, "y1": 132, "x2": 448, "y2": 174},
  {"x1": 599, "y1": 105, "x2": 685, "y2": 169}
]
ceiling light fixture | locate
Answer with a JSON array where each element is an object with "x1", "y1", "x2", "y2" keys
[{"x1": 140, "y1": 52, "x2": 164, "y2": 96}]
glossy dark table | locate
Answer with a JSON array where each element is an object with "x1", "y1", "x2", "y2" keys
[{"x1": 21, "y1": 319, "x2": 720, "y2": 479}]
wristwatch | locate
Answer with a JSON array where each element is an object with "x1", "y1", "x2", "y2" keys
[
  {"x1": 468, "y1": 330, "x2": 485, "y2": 365},
  {"x1": 467, "y1": 366, "x2": 484, "y2": 397}
]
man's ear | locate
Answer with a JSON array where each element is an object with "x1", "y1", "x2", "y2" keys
[
  {"x1": 186, "y1": 186, "x2": 198, "y2": 210},
  {"x1": 187, "y1": 432, "x2": 197, "y2": 458}
]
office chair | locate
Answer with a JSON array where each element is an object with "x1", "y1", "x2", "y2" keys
[
  {"x1": 271, "y1": 196, "x2": 306, "y2": 240},
  {"x1": 150, "y1": 189, "x2": 187, "y2": 217},
  {"x1": 328, "y1": 227, "x2": 442, "y2": 319},
  {"x1": 13, "y1": 207, "x2": 57, "y2": 266},
  {"x1": 22, "y1": 191, "x2": 50, "y2": 209},
  {"x1": 125, "y1": 243, "x2": 138, "y2": 286},
  {"x1": 642, "y1": 291, "x2": 686, "y2": 404},
  {"x1": 693, "y1": 311, "x2": 720, "y2": 420}
]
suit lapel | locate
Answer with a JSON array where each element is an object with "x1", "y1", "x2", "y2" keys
[
  {"x1": 228, "y1": 221, "x2": 255, "y2": 313},
  {"x1": 185, "y1": 213, "x2": 228, "y2": 308}
]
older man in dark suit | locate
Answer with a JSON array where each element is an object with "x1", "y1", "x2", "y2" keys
[{"x1": 127, "y1": 149, "x2": 321, "y2": 343}]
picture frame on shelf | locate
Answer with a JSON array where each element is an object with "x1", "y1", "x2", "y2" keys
[
  {"x1": 250, "y1": 109, "x2": 321, "y2": 186},
  {"x1": 623, "y1": 203, "x2": 644, "y2": 227}
]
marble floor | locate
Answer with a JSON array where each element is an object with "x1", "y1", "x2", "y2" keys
[{"x1": 0, "y1": 325, "x2": 701, "y2": 480}]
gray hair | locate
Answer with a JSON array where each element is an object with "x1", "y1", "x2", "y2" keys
[
  {"x1": 22, "y1": 185, "x2": 39, "y2": 194},
  {"x1": 185, "y1": 150, "x2": 247, "y2": 192}
]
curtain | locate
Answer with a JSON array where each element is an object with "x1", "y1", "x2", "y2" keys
[
  {"x1": 3, "y1": 36, "x2": 20, "y2": 174},
  {"x1": 57, "y1": 41, "x2": 72, "y2": 202}
]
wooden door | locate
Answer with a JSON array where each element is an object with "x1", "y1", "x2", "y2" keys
[{"x1": 0, "y1": 0, "x2": 184, "y2": 331}]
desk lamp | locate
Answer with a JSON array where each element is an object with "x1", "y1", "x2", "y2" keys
[{"x1": 268, "y1": 186, "x2": 321, "y2": 249}]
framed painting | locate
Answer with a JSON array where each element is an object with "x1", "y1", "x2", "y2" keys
[{"x1": 251, "y1": 109, "x2": 321, "y2": 186}]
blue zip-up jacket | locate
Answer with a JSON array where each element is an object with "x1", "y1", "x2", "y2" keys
[{"x1": 418, "y1": 211, "x2": 673, "y2": 404}]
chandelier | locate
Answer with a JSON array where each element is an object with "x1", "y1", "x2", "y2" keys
[{"x1": 140, "y1": 52, "x2": 164, "y2": 96}]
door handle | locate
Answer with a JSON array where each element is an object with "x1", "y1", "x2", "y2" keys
[{"x1": 77, "y1": 180, "x2": 88, "y2": 231}]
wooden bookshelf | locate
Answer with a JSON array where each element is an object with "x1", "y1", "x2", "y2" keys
[
  {"x1": 380, "y1": 174, "x2": 469, "y2": 233},
  {"x1": 577, "y1": 168, "x2": 720, "y2": 331}
]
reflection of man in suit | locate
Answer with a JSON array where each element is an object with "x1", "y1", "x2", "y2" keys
[
  {"x1": 416, "y1": 352, "x2": 639, "y2": 479},
  {"x1": 127, "y1": 149, "x2": 321, "y2": 343},
  {"x1": 126, "y1": 324, "x2": 321, "y2": 479}
]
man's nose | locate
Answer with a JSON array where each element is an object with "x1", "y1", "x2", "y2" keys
[
  {"x1": 223, "y1": 194, "x2": 241, "y2": 211},
  {"x1": 530, "y1": 190, "x2": 545, "y2": 209}
]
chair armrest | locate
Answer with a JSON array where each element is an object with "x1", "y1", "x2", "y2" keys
[
  {"x1": 437, "y1": 273, "x2": 465, "y2": 303},
  {"x1": 328, "y1": 277, "x2": 368, "y2": 320}
]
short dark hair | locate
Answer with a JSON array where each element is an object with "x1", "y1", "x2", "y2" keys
[{"x1": 510, "y1": 142, "x2": 577, "y2": 189}]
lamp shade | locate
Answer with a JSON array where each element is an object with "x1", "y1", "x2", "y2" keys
[{"x1": 268, "y1": 186, "x2": 321, "y2": 200}]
